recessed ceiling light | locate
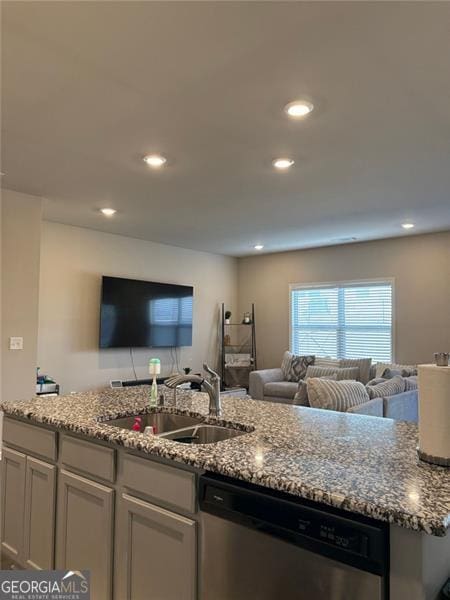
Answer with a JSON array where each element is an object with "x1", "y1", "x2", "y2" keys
[
  {"x1": 272, "y1": 158, "x2": 294, "y2": 170},
  {"x1": 284, "y1": 100, "x2": 314, "y2": 118},
  {"x1": 401, "y1": 222, "x2": 415, "y2": 229},
  {"x1": 143, "y1": 154, "x2": 167, "y2": 168},
  {"x1": 254, "y1": 244, "x2": 264, "y2": 251},
  {"x1": 100, "y1": 208, "x2": 117, "y2": 217}
]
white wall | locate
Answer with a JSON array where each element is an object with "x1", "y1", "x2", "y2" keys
[
  {"x1": 38, "y1": 222, "x2": 238, "y2": 393},
  {"x1": 1, "y1": 189, "x2": 43, "y2": 402},
  {"x1": 238, "y1": 232, "x2": 450, "y2": 369}
]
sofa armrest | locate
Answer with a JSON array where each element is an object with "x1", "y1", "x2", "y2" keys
[
  {"x1": 347, "y1": 398, "x2": 383, "y2": 417},
  {"x1": 383, "y1": 390, "x2": 418, "y2": 422},
  {"x1": 249, "y1": 368, "x2": 284, "y2": 400}
]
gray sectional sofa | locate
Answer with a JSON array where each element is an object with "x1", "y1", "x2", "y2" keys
[{"x1": 249, "y1": 362, "x2": 419, "y2": 423}]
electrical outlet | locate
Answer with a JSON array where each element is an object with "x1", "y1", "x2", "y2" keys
[{"x1": 9, "y1": 337, "x2": 23, "y2": 350}]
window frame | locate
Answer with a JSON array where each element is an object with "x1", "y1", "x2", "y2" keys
[{"x1": 288, "y1": 278, "x2": 395, "y2": 362}]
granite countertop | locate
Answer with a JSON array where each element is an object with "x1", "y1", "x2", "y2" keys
[{"x1": 1, "y1": 387, "x2": 449, "y2": 537}]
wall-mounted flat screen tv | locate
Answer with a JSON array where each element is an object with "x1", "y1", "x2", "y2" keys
[{"x1": 99, "y1": 276, "x2": 193, "y2": 348}]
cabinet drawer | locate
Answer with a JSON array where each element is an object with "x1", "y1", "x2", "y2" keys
[
  {"x1": 3, "y1": 418, "x2": 57, "y2": 462},
  {"x1": 122, "y1": 454, "x2": 196, "y2": 514},
  {"x1": 61, "y1": 435, "x2": 115, "y2": 483}
]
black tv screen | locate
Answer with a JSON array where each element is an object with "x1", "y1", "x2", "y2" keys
[{"x1": 99, "y1": 276, "x2": 193, "y2": 348}]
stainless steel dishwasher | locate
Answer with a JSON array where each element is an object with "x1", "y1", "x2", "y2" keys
[{"x1": 199, "y1": 474, "x2": 389, "y2": 600}]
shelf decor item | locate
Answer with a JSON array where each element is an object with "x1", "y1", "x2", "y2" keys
[
  {"x1": 242, "y1": 312, "x2": 252, "y2": 324},
  {"x1": 149, "y1": 358, "x2": 161, "y2": 407},
  {"x1": 225, "y1": 311, "x2": 232, "y2": 325},
  {"x1": 434, "y1": 352, "x2": 449, "y2": 367},
  {"x1": 417, "y1": 364, "x2": 450, "y2": 467}
]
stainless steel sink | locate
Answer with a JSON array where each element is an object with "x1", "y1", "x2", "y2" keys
[
  {"x1": 104, "y1": 412, "x2": 204, "y2": 434},
  {"x1": 160, "y1": 424, "x2": 246, "y2": 444}
]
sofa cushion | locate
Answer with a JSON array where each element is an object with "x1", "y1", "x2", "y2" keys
[
  {"x1": 281, "y1": 351, "x2": 315, "y2": 382},
  {"x1": 305, "y1": 365, "x2": 359, "y2": 381},
  {"x1": 367, "y1": 375, "x2": 405, "y2": 399},
  {"x1": 307, "y1": 378, "x2": 369, "y2": 412},
  {"x1": 264, "y1": 381, "x2": 299, "y2": 399}
]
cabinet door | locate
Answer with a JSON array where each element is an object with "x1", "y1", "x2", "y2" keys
[
  {"x1": 115, "y1": 493, "x2": 197, "y2": 600},
  {"x1": 56, "y1": 470, "x2": 114, "y2": 600},
  {"x1": 23, "y1": 456, "x2": 56, "y2": 569},
  {"x1": 1, "y1": 447, "x2": 26, "y2": 562}
]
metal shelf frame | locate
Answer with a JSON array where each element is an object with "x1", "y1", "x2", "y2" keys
[{"x1": 220, "y1": 303, "x2": 257, "y2": 390}]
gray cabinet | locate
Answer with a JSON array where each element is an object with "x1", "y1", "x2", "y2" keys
[
  {"x1": 1, "y1": 447, "x2": 56, "y2": 569},
  {"x1": 56, "y1": 469, "x2": 114, "y2": 600},
  {"x1": 1, "y1": 447, "x2": 26, "y2": 562},
  {"x1": 115, "y1": 493, "x2": 197, "y2": 600},
  {"x1": 23, "y1": 456, "x2": 56, "y2": 569}
]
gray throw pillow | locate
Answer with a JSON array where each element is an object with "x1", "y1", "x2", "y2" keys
[
  {"x1": 382, "y1": 368, "x2": 403, "y2": 379},
  {"x1": 366, "y1": 375, "x2": 405, "y2": 399},
  {"x1": 307, "y1": 378, "x2": 369, "y2": 412},
  {"x1": 375, "y1": 362, "x2": 417, "y2": 379},
  {"x1": 281, "y1": 351, "x2": 315, "y2": 382}
]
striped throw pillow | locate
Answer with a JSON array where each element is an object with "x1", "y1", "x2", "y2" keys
[
  {"x1": 404, "y1": 376, "x2": 418, "y2": 391},
  {"x1": 339, "y1": 358, "x2": 372, "y2": 384},
  {"x1": 315, "y1": 357, "x2": 341, "y2": 369},
  {"x1": 366, "y1": 375, "x2": 405, "y2": 399},
  {"x1": 305, "y1": 365, "x2": 359, "y2": 381},
  {"x1": 307, "y1": 378, "x2": 369, "y2": 412},
  {"x1": 305, "y1": 365, "x2": 338, "y2": 378}
]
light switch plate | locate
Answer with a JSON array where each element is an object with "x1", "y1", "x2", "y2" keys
[{"x1": 9, "y1": 337, "x2": 23, "y2": 350}]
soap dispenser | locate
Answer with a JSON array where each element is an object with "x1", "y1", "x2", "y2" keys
[{"x1": 149, "y1": 358, "x2": 161, "y2": 407}]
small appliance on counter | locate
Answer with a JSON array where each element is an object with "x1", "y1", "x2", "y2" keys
[
  {"x1": 36, "y1": 367, "x2": 60, "y2": 396},
  {"x1": 418, "y1": 363, "x2": 450, "y2": 467}
]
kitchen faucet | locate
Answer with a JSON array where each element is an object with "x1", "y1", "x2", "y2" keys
[{"x1": 165, "y1": 364, "x2": 222, "y2": 417}]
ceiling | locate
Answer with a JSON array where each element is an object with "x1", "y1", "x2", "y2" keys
[{"x1": 2, "y1": 1, "x2": 450, "y2": 256}]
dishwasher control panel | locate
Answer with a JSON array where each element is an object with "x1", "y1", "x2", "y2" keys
[{"x1": 200, "y1": 473, "x2": 389, "y2": 577}]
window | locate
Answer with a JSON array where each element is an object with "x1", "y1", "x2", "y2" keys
[
  {"x1": 290, "y1": 281, "x2": 393, "y2": 361},
  {"x1": 150, "y1": 296, "x2": 193, "y2": 325}
]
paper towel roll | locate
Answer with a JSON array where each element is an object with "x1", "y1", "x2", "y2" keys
[{"x1": 418, "y1": 364, "x2": 450, "y2": 466}]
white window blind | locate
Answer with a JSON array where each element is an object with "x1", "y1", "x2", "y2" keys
[
  {"x1": 150, "y1": 296, "x2": 193, "y2": 325},
  {"x1": 290, "y1": 281, "x2": 393, "y2": 362}
]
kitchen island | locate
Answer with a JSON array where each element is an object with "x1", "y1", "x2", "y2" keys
[{"x1": 1, "y1": 387, "x2": 449, "y2": 599}]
